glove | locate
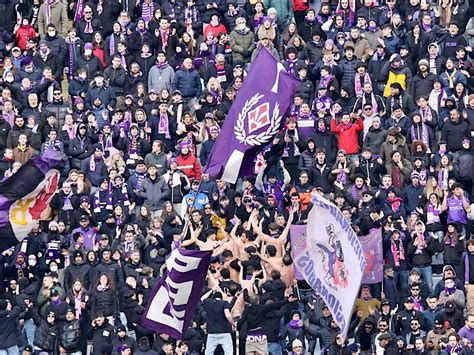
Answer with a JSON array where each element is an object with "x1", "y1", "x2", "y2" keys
[{"x1": 243, "y1": 49, "x2": 250, "y2": 58}]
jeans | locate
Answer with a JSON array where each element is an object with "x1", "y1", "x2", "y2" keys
[
  {"x1": 413, "y1": 266, "x2": 433, "y2": 293},
  {"x1": 0, "y1": 346, "x2": 20, "y2": 355},
  {"x1": 393, "y1": 269, "x2": 408, "y2": 296},
  {"x1": 205, "y1": 333, "x2": 233, "y2": 355},
  {"x1": 23, "y1": 318, "x2": 36, "y2": 347},
  {"x1": 267, "y1": 342, "x2": 282, "y2": 355}
]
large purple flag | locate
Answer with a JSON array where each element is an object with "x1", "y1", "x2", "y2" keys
[
  {"x1": 359, "y1": 228, "x2": 383, "y2": 284},
  {"x1": 141, "y1": 248, "x2": 212, "y2": 339},
  {"x1": 290, "y1": 224, "x2": 307, "y2": 281},
  {"x1": 205, "y1": 48, "x2": 300, "y2": 183}
]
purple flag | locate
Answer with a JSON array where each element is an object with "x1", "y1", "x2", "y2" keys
[
  {"x1": 290, "y1": 224, "x2": 307, "y2": 281},
  {"x1": 359, "y1": 228, "x2": 383, "y2": 284},
  {"x1": 141, "y1": 248, "x2": 212, "y2": 339},
  {"x1": 205, "y1": 48, "x2": 300, "y2": 183}
]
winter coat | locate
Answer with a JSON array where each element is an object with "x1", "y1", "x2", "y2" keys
[
  {"x1": 6, "y1": 124, "x2": 29, "y2": 149},
  {"x1": 75, "y1": 55, "x2": 104, "y2": 80},
  {"x1": 381, "y1": 62, "x2": 413, "y2": 97},
  {"x1": 171, "y1": 67, "x2": 202, "y2": 99},
  {"x1": 452, "y1": 149, "x2": 474, "y2": 181},
  {"x1": 33, "y1": 51, "x2": 63, "y2": 80},
  {"x1": 0, "y1": 0, "x2": 19, "y2": 32},
  {"x1": 85, "y1": 84, "x2": 116, "y2": 110},
  {"x1": 363, "y1": 126, "x2": 387, "y2": 155},
  {"x1": 69, "y1": 128, "x2": 96, "y2": 169},
  {"x1": 63, "y1": 254, "x2": 91, "y2": 291},
  {"x1": 176, "y1": 152, "x2": 202, "y2": 181},
  {"x1": 59, "y1": 319, "x2": 82, "y2": 352},
  {"x1": 379, "y1": 134, "x2": 410, "y2": 162},
  {"x1": 230, "y1": 29, "x2": 256, "y2": 64},
  {"x1": 0, "y1": 303, "x2": 26, "y2": 349},
  {"x1": 330, "y1": 117, "x2": 364, "y2": 155},
  {"x1": 310, "y1": 129, "x2": 338, "y2": 163},
  {"x1": 74, "y1": 18, "x2": 103, "y2": 43},
  {"x1": 148, "y1": 64, "x2": 175, "y2": 94},
  {"x1": 263, "y1": 0, "x2": 293, "y2": 23},
  {"x1": 407, "y1": 232, "x2": 441, "y2": 268},
  {"x1": 90, "y1": 288, "x2": 118, "y2": 318},
  {"x1": 296, "y1": 79, "x2": 314, "y2": 104},
  {"x1": 441, "y1": 118, "x2": 471, "y2": 153},
  {"x1": 32, "y1": 310, "x2": 59, "y2": 352},
  {"x1": 411, "y1": 72, "x2": 437, "y2": 100},
  {"x1": 88, "y1": 320, "x2": 115, "y2": 355},
  {"x1": 37, "y1": 1, "x2": 68, "y2": 37},
  {"x1": 139, "y1": 176, "x2": 170, "y2": 211}
]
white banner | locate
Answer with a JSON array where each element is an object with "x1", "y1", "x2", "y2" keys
[{"x1": 293, "y1": 194, "x2": 366, "y2": 338}]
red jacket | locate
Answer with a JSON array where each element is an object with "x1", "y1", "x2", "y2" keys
[
  {"x1": 203, "y1": 23, "x2": 227, "y2": 39},
  {"x1": 176, "y1": 153, "x2": 202, "y2": 181},
  {"x1": 292, "y1": 0, "x2": 309, "y2": 12},
  {"x1": 330, "y1": 117, "x2": 364, "y2": 155},
  {"x1": 16, "y1": 26, "x2": 38, "y2": 50}
]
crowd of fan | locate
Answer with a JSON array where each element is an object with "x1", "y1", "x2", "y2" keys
[{"x1": 0, "y1": 0, "x2": 473, "y2": 353}]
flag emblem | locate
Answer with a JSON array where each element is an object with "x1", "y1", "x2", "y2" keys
[
  {"x1": 234, "y1": 94, "x2": 281, "y2": 146},
  {"x1": 248, "y1": 102, "x2": 270, "y2": 133}
]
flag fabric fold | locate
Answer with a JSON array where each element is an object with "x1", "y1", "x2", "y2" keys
[
  {"x1": 204, "y1": 48, "x2": 299, "y2": 183},
  {"x1": 0, "y1": 150, "x2": 64, "y2": 249},
  {"x1": 292, "y1": 193, "x2": 366, "y2": 338},
  {"x1": 142, "y1": 248, "x2": 212, "y2": 339}
]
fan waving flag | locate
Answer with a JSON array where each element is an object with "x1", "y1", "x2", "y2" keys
[
  {"x1": 205, "y1": 47, "x2": 300, "y2": 183},
  {"x1": 142, "y1": 248, "x2": 212, "y2": 339},
  {"x1": 0, "y1": 150, "x2": 63, "y2": 249},
  {"x1": 293, "y1": 193, "x2": 366, "y2": 338}
]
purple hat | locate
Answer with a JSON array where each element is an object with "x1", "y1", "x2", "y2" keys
[
  {"x1": 178, "y1": 141, "x2": 190, "y2": 150},
  {"x1": 168, "y1": 157, "x2": 178, "y2": 165},
  {"x1": 210, "y1": 125, "x2": 220, "y2": 134},
  {"x1": 20, "y1": 57, "x2": 32, "y2": 67},
  {"x1": 74, "y1": 97, "x2": 84, "y2": 105},
  {"x1": 84, "y1": 42, "x2": 93, "y2": 50}
]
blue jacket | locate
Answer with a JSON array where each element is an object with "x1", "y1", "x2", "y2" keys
[{"x1": 172, "y1": 68, "x2": 202, "y2": 99}]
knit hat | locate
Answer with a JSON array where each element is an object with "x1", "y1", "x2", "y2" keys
[
  {"x1": 84, "y1": 42, "x2": 93, "y2": 50},
  {"x1": 418, "y1": 59, "x2": 429, "y2": 67},
  {"x1": 411, "y1": 172, "x2": 421, "y2": 180},
  {"x1": 292, "y1": 339, "x2": 303, "y2": 348}
]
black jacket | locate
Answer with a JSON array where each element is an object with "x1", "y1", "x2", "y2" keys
[
  {"x1": 0, "y1": 303, "x2": 26, "y2": 349},
  {"x1": 88, "y1": 320, "x2": 115, "y2": 355},
  {"x1": 32, "y1": 309, "x2": 59, "y2": 352}
]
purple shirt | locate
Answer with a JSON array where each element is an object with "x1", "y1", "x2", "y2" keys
[
  {"x1": 458, "y1": 326, "x2": 474, "y2": 344},
  {"x1": 71, "y1": 226, "x2": 99, "y2": 251},
  {"x1": 447, "y1": 196, "x2": 468, "y2": 225}
]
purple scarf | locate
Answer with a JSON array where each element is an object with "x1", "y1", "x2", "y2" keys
[
  {"x1": 410, "y1": 123, "x2": 429, "y2": 147},
  {"x1": 46, "y1": 0, "x2": 55, "y2": 25},
  {"x1": 84, "y1": 18, "x2": 94, "y2": 34},
  {"x1": 354, "y1": 73, "x2": 372, "y2": 96},
  {"x1": 158, "y1": 114, "x2": 171, "y2": 139},
  {"x1": 142, "y1": 1, "x2": 155, "y2": 23},
  {"x1": 74, "y1": 0, "x2": 85, "y2": 22}
]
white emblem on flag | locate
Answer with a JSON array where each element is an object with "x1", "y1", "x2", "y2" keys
[{"x1": 248, "y1": 102, "x2": 270, "y2": 133}]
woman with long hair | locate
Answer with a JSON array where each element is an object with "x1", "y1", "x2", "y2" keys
[
  {"x1": 424, "y1": 192, "x2": 445, "y2": 270},
  {"x1": 66, "y1": 279, "x2": 89, "y2": 320},
  {"x1": 90, "y1": 273, "x2": 118, "y2": 323},
  {"x1": 92, "y1": 31, "x2": 106, "y2": 67}
]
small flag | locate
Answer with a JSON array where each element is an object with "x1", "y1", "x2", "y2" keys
[
  {"x1": 359, "y1": 228, "x2": 383, "y2": 284},
  {"x1": 142, "y1": 248, "x2": 212, "y2": 339},
  {"x1": 0, "y1": 150, "x2": 63, "y2": 249},
  {"x1": 290, "y1": 224, "x2": 307, "y2": 281},
  {"x1": 205, "y1": 48, "x2": 299, "y2": 183}
]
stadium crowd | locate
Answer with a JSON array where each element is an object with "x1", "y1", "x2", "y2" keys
[{"x1": 0, "y1": 0, "x2": 474, "y2": 353}]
